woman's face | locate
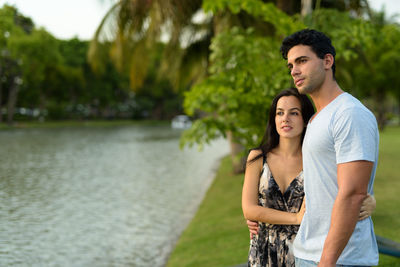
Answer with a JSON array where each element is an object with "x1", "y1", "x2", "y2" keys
[{"x1": 275, "y1": 95, "x2": 304, "y2": 140}]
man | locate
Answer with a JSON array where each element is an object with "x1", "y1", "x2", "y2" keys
[{"x1": 280, "y1": 29, "x2": 379, "y2": 266}]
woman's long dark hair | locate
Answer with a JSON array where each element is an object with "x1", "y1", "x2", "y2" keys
[{"x1": 248, "y1": 87, "x2": 315, "y2": 164}]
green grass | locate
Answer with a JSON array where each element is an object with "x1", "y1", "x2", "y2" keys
[
  {"x1": 166, "y1": 155, "x2": 249, "y2": 267},
  {"x1": 167, "y1": 126, "x2": 400, "y2": 267},
  {"x1": 373, "y1": 126, "x2": 400, "y2": 266}
]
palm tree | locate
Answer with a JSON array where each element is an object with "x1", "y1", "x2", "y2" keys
[
  {"x1": 89, "y1": 0, "x2": 212, "y2": 92},
  {"x1": 89, "y1": 0, "x2": 279, "y2": 173}
]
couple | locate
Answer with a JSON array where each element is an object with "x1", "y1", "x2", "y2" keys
[{"x1": 242, "y1": 29, "x2": 379, "y2": 267}]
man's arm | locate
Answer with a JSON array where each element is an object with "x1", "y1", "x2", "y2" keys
[{"x1": 318, "y1": 160, "x2": 373, "y2": 267}]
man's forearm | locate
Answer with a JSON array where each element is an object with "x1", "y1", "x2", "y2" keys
[{"x1": 318, "y1": 193, "x2": 366, "y2": 266}]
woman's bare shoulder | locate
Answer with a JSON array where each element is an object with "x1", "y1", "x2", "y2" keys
[{"x1": 247, "y1": 149, "x2": 264, "y2": 164}]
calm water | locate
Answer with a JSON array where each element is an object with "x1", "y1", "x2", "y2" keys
[{"x1": 0, "y1": 124, "x2": 229, "y2": 266}]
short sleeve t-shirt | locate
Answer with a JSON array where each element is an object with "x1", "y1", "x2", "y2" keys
[{"x1": 293, "y1": 93, "x2": 379, "y2": 265}]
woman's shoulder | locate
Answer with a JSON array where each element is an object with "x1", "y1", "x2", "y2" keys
[{"x1": 247, "y1": 149, "x2": 263, "y2": 161}]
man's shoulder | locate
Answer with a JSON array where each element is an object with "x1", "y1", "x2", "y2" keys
[{"x1": 334, "y1": 93, "x2": 375, "y2": 120}]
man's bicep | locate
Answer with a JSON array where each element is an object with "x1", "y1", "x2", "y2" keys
[{"x1": 337, "y1": 161, "x2": 374, "y2": 195}]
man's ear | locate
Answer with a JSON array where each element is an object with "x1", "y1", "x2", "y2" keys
[{"x1": 323, "y1": 54, "x2": 334, "y2": 70}]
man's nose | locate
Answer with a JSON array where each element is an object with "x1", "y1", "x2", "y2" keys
[{"x1": 291, "y1": 65, "x2": 300, "y2": 76}]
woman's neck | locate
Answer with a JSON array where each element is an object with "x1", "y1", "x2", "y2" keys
[{"x1": 273, "y1": 137, "x2": 302, "y2": 158}]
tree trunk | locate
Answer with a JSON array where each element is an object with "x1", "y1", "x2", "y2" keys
[
  {"x1": 375, "y1": 89, "x2": 386, "y2": 130},
  {"x1": 227, "y1": 131, "x2": 246, "y2": 174},
  {"x1": 7, "y1": 78, "x2": 19, "y2": 126},
  {"x1": 301, "y1": 0, "x2": 313, "y2": 17},
  {"x1": 0, "y1": 65, "x2": 3, "y2": 123},
  {"x1": 0, "y1": 85, "x2": 2, "y2": 123},
  {"x1": 398, "y1": 95, "x2": 400, "y2": 126},
  {"x1": 276, "y1": 0, "x2": 297, "y2": 15}
]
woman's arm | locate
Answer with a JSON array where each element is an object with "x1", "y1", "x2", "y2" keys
[{"x1": 242, "y1": 150, "x2": 304, "y2": 225}]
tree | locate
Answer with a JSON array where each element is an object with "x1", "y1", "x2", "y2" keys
[
  {"x1": 305, "y1": 7, "x2": 400, "y2": 129},
  {"x1": 90, "y1": 0, "x2": 382, "y2": 172},
  {"x1": 89, "y1": 0, "x2": 210, "y2": 92},
  {"x1": 182, "y1": 0, "x2": 303, "y2": 172},
  {"x1": 89, "y1": 0, "x2": 295, "y2": 172},
  {"x1": 9, "y1": 29, "x2": 62, "y2": 112},
  {"x1": 0, "y1": 4, "x2": 34, "y2": 125},
  {"x1": 182, "y1": 0, "x2": 398, "y2": 171}
]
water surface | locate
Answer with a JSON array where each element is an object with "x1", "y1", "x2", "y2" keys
[{"x1": 0, "y1": 124, "x2": 229, "y2": 266}]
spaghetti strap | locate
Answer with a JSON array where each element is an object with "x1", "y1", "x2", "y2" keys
[{"x1": 260, "y1": 153, "x2": 267, "y2": 177}]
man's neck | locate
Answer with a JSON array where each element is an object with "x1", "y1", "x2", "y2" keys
[{"x1": 309, "y1": 81, "x2": 343, "y2": 112}]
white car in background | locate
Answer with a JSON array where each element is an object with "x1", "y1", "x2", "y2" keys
[{"x1": 171, "y1": 115, "x2": 192, "y2": 129}]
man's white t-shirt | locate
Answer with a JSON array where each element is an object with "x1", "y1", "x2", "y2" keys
[{"x1": 293, "y1": 93, "x2": 379, "y2": 265}]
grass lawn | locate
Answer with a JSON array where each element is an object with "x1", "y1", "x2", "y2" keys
[{"x1": 167, "y1": 126, "x2": 400, "y2": 267}]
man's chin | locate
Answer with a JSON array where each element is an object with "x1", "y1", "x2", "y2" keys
[
  {"x1": 296, "y1": 86, "x2": 308, "y2": 94},
  {"x1": 297, "y1": 85, "x2": 315, "y2": 95}
]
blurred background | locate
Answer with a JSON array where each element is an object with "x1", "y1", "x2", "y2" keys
[{"x1": 0, "y1": 0, "x2": 399, "y2": 266}]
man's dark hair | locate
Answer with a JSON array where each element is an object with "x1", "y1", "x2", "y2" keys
[{"x1": 280, "y1": 29, "x2": 336, "y2": 78}]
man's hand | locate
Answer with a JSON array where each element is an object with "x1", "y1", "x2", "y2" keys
[
  {"x1": 247, "y1": 220, "x2": 258, "y2": 239},
  {"x1": 317, "y1": 262, "x2": 335, "y2": 267},
  {"x1": 296, "y1": 198, "x2": 306, "y2": 224}
]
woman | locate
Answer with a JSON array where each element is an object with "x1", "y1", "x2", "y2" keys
[{"x1": 242, "y1": 88, "x2": 375, "y2": 267}]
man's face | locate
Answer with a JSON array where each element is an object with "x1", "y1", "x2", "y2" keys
[{"x1": 286, "y1": 45, "x2": 326, "y2": 95}]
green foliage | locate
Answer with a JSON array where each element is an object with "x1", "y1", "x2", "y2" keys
[
  {"x1": 9, "y1": 28, "x2": 62, "y2": 100},
  {"x1": 203, "y1": 0, "x2": 301, "y2": 36},
  {"x1": 183, "y1": 2, "x2": 400, "y2": 150},
  {"x1": 0, "y1": 4, "x2": 182, "y2": 122},
  {"x1": 182, "y1": 26, "x2": 292, "y2": 150},
  {"x1": 89, "y1": 0, "x2": 208, "y2": 92},
  {"x1": 306, "y1": 8, "x2": 400, "y2": 128},
  {"x1": 182, "y1": 1, "x2": 302, "y2": 150}
]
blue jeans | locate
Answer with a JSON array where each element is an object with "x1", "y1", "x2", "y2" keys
[{"x1": 295, "y1": 257, "x2": 371, "y2": 267}]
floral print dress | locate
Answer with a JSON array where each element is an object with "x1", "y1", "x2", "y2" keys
[{"x1": 248, "y1": 157, "x2": 304, "y2": 267}]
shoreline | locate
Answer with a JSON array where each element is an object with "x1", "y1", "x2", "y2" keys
[
  {"x1": 163, "y1": 154, "x2": 227, "y2": 265},
  {"x1": 0, "y1": 119, "x2": 169, "y2": 129},
  {"x1": 166, "y1": 155, "x2": 250, "y2": 266}
]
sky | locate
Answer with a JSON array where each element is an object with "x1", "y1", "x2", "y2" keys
[
  {"x1": 3, "y1": 0, "x2": 116, "y2": 40},
  {"x1": 2, "y1": 0, "x2": 400, "y2": 40}
]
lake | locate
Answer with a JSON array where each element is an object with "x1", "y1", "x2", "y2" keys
[{"x1": 0, "y1": 124, "x2": 229, "y2": 266}]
